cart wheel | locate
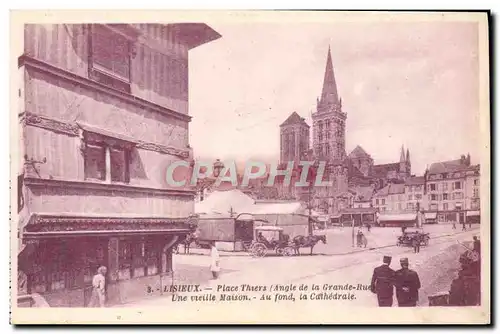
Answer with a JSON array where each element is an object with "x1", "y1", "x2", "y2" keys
[
  {"x1": 275, "y1": 247, "x2": 284, "y2": 256},
  {"x1": 283, "y1": 247, "x2": 294, "y2": 256},
  {"x1": 251, "y1": 244, "x2": 266, "y2": 258}
]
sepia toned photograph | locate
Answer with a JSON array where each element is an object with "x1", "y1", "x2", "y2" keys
[{"x1": 10, "y1": 10, "x2": 490, "y2": 324}]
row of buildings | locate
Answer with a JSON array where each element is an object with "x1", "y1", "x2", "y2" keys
[
  {"x1": 274, "y1": 46, "x2": 481, "y2": 226},
  {"x1": 17, "y1": 23, "x2": 221, "y2": 307}
]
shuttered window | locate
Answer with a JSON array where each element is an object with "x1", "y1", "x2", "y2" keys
[{"x1": 90, "y1": 25, "x2": 131, "y2": 81}]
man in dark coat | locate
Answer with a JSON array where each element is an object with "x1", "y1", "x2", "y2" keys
[
  {"x1": 394, "y1": 258, "x2": 421, "y2": 307},
  {"x1": 370, "y1": 255, "x2": 395, "y2": 307},
  {"x1": 412, "y1": 233, "x2": 421, "y2": 253}
]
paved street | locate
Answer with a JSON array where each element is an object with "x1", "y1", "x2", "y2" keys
[{"x1": 119, "y1": 225, "x2": 479, "y2": 308}]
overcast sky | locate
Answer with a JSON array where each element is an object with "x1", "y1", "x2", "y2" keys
[{"x1": 188, "y1": 21, "x2": 480, "y2": 175}]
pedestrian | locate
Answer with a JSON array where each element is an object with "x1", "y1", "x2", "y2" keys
[
  {"x1": 394, "y1": 258, "x2": 421, "y2": 307},
  {"x1": 210, "y1": 242, "x2": 221, "y2": 279},
  {"x1": 473, "y1": 236, "x2": 481, "y2": 255},
  {"x1": 370, "y1": 255, "x2": 395, "y2": 307},
  {"x1": 412, "y1": 233, "x2": 420, "y2": 253},
  {"x1": 367, "y1": 224, "x2": 371, "y2": 232},
  {"x1": 452, "y1": 222, "x2": 456, "y2": 230},
  {"x1": 462, "y1": 223, "x2": 467, "y2": 231},
  {"x1": 87, "y1": 266, "x2": 107, "y2": 307}
]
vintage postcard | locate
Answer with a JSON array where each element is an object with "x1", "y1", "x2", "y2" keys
[{"x1": 10, "y1": 10, "x2": 490, "y2": 324}]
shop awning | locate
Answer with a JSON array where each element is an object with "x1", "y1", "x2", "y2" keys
[
  {"x1": 21, "y1": 213, "x2": 194, "y2": 240},
  {"x1": 425, "y1": 212, "x2": 437, "y2": 219},
  {"x1": 466, "y1": 211, "x2": 480, "y2": 217},
  {"x1": 378, "y1": 213, "x2": 417, "y2": 222}
]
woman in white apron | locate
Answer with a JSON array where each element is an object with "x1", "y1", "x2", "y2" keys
[{"x1": 210, "y1": 242, "x2": 220, "y2": 279}]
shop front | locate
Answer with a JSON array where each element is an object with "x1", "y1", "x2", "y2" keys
[{"x1": 18, "y1": 214, "x2": 195, "y2": 307}]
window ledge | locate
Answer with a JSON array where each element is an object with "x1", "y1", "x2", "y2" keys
[{"x1": 24, "y1": 177, "x2": 196, "y2": 197}]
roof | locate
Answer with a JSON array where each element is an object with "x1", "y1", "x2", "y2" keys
[
  {"x1": 165, "y1": 23, "x2": 222, "y2": 49},
  {"x1": 378, "y1": 213, "x2": 416, "y2": 221},
  {"x1": 280, "y1": 112, "x2": 309, "y2": 127},
  {"x1": 374, "y1": 183, "x2": 405, "y2": 197},
  {"x1": 428, "y1": 159, "x2": 471, "y2": 174},
  {"x1": 255, "y1": 225, "x2": 283, "y2": 231},
  {"x1": 249, "y1": 202, "x2": 306, "y2": 215},
  {"x1": 340, "y1": 207, "x2": 377, "y2": 214},
  {"x1": 405, "y1": 176, "x2": 425, "y2": 186},
  {"x1": 352, "y1": 186, "x2": 375, "y2": 201},
  {"x1": 371, "y1": 162, "x2": 401, "y2": 178},
  {"x1": 348, "y1": 146, "x2": 372, "y2": 160},
  {"x1": 388, "y1": 183, "x2": 405, "y2": 194},
  {"x1": 195, "y1": 190, "x2": 255, "y2": 215},
  {"x1": 319, "y1": 46, "x2": 340, "y2": 107}
]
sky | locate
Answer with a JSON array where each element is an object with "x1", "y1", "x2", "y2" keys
[{"x1": 187, "y1": 20, "x2": 480, "y2": 175}]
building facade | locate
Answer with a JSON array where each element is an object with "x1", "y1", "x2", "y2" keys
[
  {"x1": 425, "y1": 155, "x2": 480, "y2": 224},
  {"x1": 17, "y1": 23, "x2": 220, "y2": 306},
  {"x1": 279, "y1": 112, "x2": 310, "y2": 165}
]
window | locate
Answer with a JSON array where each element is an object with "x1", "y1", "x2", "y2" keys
[
  {"x1": 443, "y1": 193, "x2": 449, "y2": 201},
  {"x1": 381, "y1": 199, "x2": 385, "y2": 205},
  {"x1": 474, "y1": 179, "x2": 479, "y2": 186},
  {"x1": 84, "y1": 144, "x2": 106, "y2": 181},
  {"x1": 415, "y1": 194, "x2": 422, "y2": 200},
  {"x1": 408, "y1": 195, "x2": 413, "y2": 201},
  {"x1": 430, "y1": 204, "x2": 438, "y2": 210},
  {"x1": 473, "y1": 188, "x2": 479, "y2": 198},
  {"x1": 443, "y1": 203, "x2": 448, "y2": 211},
  {"x1": 89, "y1": 24, "x2": 131, "y2": 92},
  {"x1": 455, "y1": 202, "x2": 463, "y2": 210},
  {"x1": 376, "y1": 199, "x2": 379, "y2": 205},
  {"x1": 319, "y1": 133, "x2": 323, "y2": 142},
  {"x1": 453, "y1": 181, "x2": 462, "y2": 190},
  {"x1": 83, "y1": 132, "x2": 131, "y2": 184},
  {"x1": 430, "y1": 194, "x2": 437, "y2": 201},
  {"x1": 381, "y1": 207, "x2": 386, "y2": 212},
  {"x1": 453, "y1": 192, "x2": 464, "y2": 200},
  {"x1": 110, "y1": 147, "x2": 129, "y2": 183},
  {"x1": 442, "y1": 182, "x2": 448, "y2": 191},
  {"x1": 407, "y1": 203, "x2": 414, "y2": 210},
  {"x1": 429, "y1": 184, "x2": 436, "y2": 191}
]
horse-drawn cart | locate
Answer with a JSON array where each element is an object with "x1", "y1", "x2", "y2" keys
[
  {"x1": 397, "y1": 228, "x2": 430, "y2": 247},
  {"x1": 249, "y1": 226, "x2": 295, "y2": 258}
]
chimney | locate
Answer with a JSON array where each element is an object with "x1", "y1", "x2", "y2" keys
[{"x1": 466, "y1": 153, "x2": 471, "y2": 166}]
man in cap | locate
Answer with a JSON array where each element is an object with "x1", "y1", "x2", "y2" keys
[
  {"x1": 394, "y1": 258, "x2": 421, "y2": 307},
  {"x1": 370, "y1": 255, "x2": 395, "y2": 307}
]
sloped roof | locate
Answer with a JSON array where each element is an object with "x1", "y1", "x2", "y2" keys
[
  {"x1": 249, "y1": 202, "x2": 306, "y2": 215},
  {"x1": 388, "y1": 183, "x2": 405, "y2": 194},
  {"x1": 405, "y1": 176, "x2": 425, "y2": 185},
  {"x1": 374, "y1": 182, "x2": 405, "y2": 197},
  {"x1": 195, "y1": 189, "x2": 255, "y2": 215},
  {"x1": 280, "y1": 112, "x2": 309, "y2": 127},
  {"x1": 352, "y1": 186, "x2": 375, "y2": 201},
  {"x1": 348, "y1": 146, "x2": 372, "y2": 159},
  {"x1": 371, "y1": 162, "x2": 401, "y2": 178},
  {"x1": 428, "y1": 159, "x2": 468, "y2": 174}
]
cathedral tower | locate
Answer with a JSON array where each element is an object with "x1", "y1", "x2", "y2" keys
[
  {"x1": 280, "y1": 112, "x2": 310, "y2": 165},
  {"x1": 312, "y1": 46, "x2": 347, "y2": 162}
]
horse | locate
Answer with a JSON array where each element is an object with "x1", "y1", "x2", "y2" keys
[
  {"x1": 174, "y1": 233, "x2": 198, "y2": 254},
  {"x1": 292, "y1": 234, "x2": 327, "y2": 255}
]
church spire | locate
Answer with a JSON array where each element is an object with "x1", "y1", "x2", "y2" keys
[
  {"x1": 320, "y1": 46, "x2": 340, "y2": 107},
  {"x1": 400, "y1": 145, "x2": 405, "y2": 163},
  {"x1": 406, "y1": 148, "x2": 410, "y2": 163}
]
